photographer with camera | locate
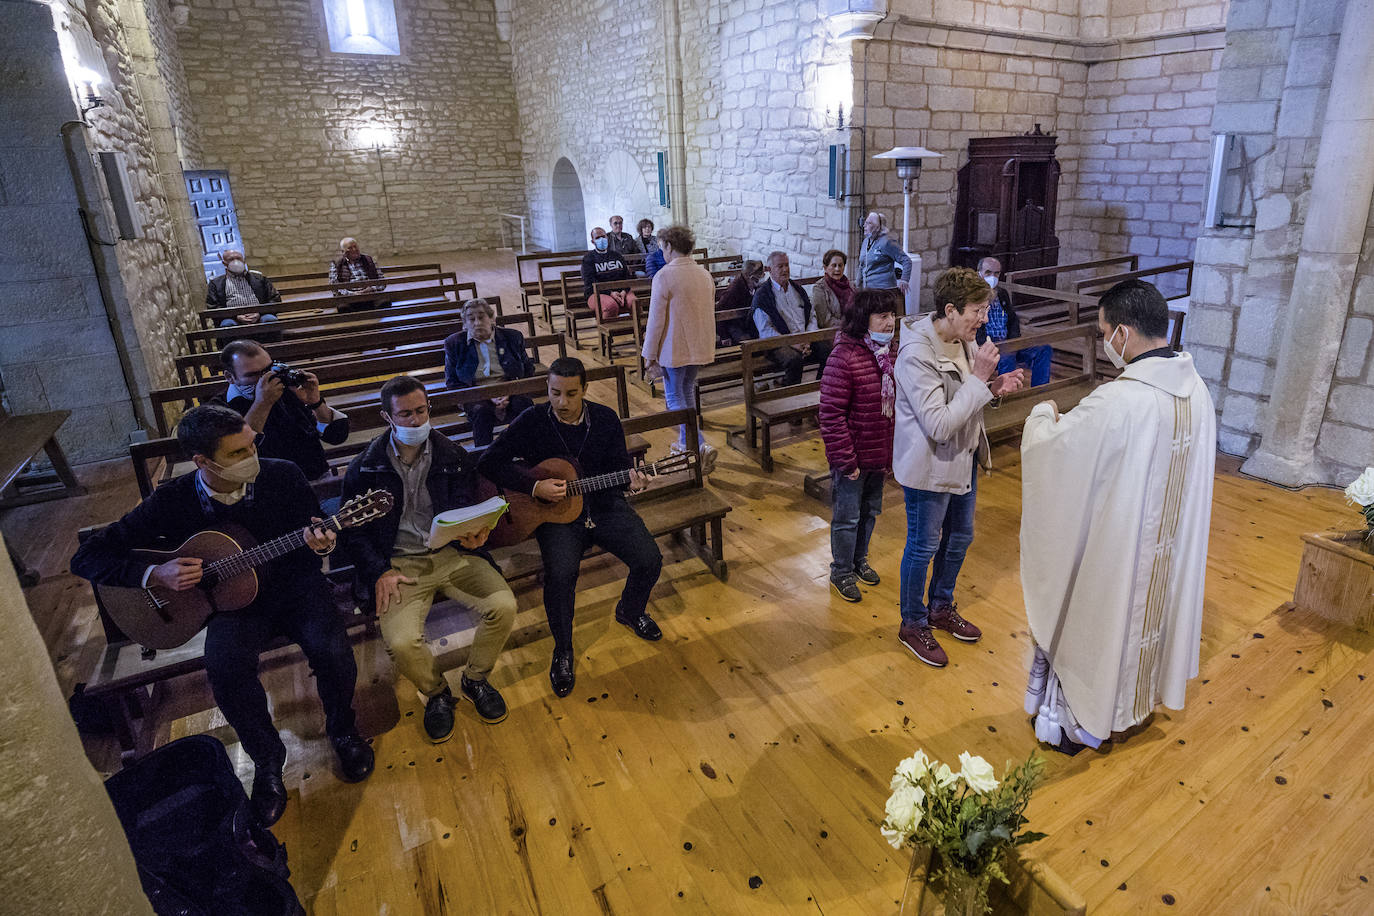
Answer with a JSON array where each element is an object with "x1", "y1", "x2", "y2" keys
[{"x1": 218, "y1": 340, "x2": 350, "y2": 482}]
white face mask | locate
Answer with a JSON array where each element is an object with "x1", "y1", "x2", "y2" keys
[
  {"x1": 1104, "y1": 325, "x2": 1130, "y2": 370},
  {"x1": 225, "y1": 259, "x2": 248, "y2": 275},
  {"x1": 206, "y1": 452, "x2": 260, "y2": 485},
  {"x1": 391, "y1": 420, "x2": 431, "y2": 446},
  {"x1": 982, "y1": 274, "x2": 998, "y2": 289}
]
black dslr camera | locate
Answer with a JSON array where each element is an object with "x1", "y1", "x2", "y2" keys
[{"x1": 270, "y1": 362, "x2": 309, "y2": 387}]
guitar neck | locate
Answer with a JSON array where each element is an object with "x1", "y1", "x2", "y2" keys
[
  {"x1": 203, "y1": 515, "x2": 343, "y2": 581},
  {"x1": 565, "y1": 458, "x2": 674, "y2": 496}
]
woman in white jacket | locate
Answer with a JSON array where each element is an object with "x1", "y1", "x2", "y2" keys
[{"x1": 891, "y1": 268, "x2": 1024, "y2": 668}]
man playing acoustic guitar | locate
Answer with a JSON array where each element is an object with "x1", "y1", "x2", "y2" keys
[
  {"x1": 477, "y1": 357, "x2": 663, "y2": 698},
  {"x1": 71, "y1": 405, "x2": 373, "y2": 826}
]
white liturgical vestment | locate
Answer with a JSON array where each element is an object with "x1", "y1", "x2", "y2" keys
[{"x1": 1020, "y1": 352, "x2": 1215, "y2": 739}]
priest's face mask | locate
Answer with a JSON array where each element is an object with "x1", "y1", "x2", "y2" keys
[{"x1": 1098, "y1": 313, "x2": 1131, "y2": 369}]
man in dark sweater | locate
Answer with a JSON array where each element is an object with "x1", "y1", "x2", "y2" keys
[
  {"x1": 581, "y1": 227, "x2": 637, "y2": 321},
  {"x1": 476, "y1": 357, "x2": 663, "y2": 697},
  {"x1": 219, "y1": 339, "x2": 349, "y2": 482},
  {"x1": 71, "y1": 405, "x2": 373, "y2": 826}
]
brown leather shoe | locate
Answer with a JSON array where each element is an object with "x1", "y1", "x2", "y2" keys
[
  {"x1": 929, "y1": 603, "x2": 982, "y2": 642},
  {"x1": 898, "y1": 624, "x2": 948, "y2": 668}
]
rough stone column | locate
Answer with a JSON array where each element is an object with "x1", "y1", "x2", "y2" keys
[
  {"x1": 662, "y1": 0, "x2": 689, "y2": 224},
  {"x1": 0, "y1": 533, "x2": 152, "y2": 914},
  {"x1": 1242, "y1": 0, "x2": 1374, "y2": 486}
]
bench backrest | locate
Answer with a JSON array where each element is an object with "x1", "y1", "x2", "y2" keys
[
  {"x1": 621, "y1": 408, "x2": 706, "y2": 501},
  {"x1": 276, "y1": 266, "x2": 449, "y2": 298},
  {"x1": 267, "y1": 262, "x2": 444, "y2": 287},
  {"x1": 739, "y1": 327, "x2": 835, "y2": 409},
  {"x1": 132, "y1": 364, "x2": 629, "y2": 497},
  {"x1": 199, "y1": 275, "x2": 475, "y2": 328}
]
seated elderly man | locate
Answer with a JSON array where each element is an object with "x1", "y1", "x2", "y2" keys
[
  {"x1": 606, "y1": 215, "x2": 638, "y2": 256},
  {"x1": 329, "y1": 237, "x2": 386, "y2": 313},
  {"x1": 443, "y1": 298, "x2": 537, "y2": 446},
  {"x1": 752, "y1": 251, "x2": 831, "y2": 385},
  {"x1": 206, "y1": 249, "x2": 281, "y2": 327},
  {"x1": 975, "y1": 257, "x2": 1051, "y2": 387},
  {"x1": 581, "y1": 227, "x2": 637, "y2": 321}
]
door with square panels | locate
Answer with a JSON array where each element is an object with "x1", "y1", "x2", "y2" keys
[{"x1": 184, "y1": 170, "x2": 241, "y2": 281}]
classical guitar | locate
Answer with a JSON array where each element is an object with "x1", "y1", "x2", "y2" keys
[
  {"x1": 486, "y1": 452, "x2": 696, "y2": 547},
  {"x1": 96, "y1": 489, "x2": 394, "y2": 649}
]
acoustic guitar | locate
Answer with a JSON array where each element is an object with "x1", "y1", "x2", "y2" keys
[
  {"x1": 96, "y1": 489, "x2": 394, "y2": 649},
  {"x1": 485, "y1": 452, "x2": 696, "y2": 548}
]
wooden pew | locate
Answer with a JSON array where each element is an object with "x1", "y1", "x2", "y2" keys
[
  {"x1": 154, "y1": 314, "x2": 543, "y2": 436},
  {"x1": 197, "y1": 275, "x2": 479, "y2": 333},
  {"x1": 185, "y1": 291, "x2": 499, "y2": 356},
  {"x1": 0, "y1": 406, "x2": 85, "y2": 508},
  {"x1": 132, "y1": 364, "x2": 627, "y2": 498},
  {"x1": 726, "y1": 327, "x2": 835, "y2": 473},
  {"x1": 177, "y1": 306, "x2": 528, "y2": 385},
  {"x1": 983, "y1": 323, "x2": 1103, "y2": 441},
  {"x1": 591, "y1": 276, "x2": 651, "y2": 358},
  {"x1": 275, "y1": 265, "x2": 449, "y2": 300},
  {"x1": 267, "y1": 262, "x2": 444, "y2": 288}
]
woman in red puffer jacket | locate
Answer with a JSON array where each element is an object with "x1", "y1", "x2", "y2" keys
[{"x1": 820, "y1": 288, "x2": 900, "y2": 603}]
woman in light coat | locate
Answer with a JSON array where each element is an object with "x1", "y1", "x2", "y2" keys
[
  {"x1": 891, "y1": 267, "x2": 1024, "y2": 669},
  {"x1": 641, "y1": 224, "x2": 719, "y2": 474}
]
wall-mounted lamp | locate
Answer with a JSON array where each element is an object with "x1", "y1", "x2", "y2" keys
[
  {"x1": 873, "y1": 145, "x2": 942, "y2": 252},
  {"x1": 73, "y1": 67, "x2": 106, "y2": 121}
]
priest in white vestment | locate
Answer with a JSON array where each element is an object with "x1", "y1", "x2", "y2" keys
[{"x1": 1020, "y1": 279, "x2": 1215, "y2": 751}]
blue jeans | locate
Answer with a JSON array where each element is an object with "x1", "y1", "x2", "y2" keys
[
  {"x1": 899, "y1": 471, "x2": 978, "y2": 626},
  {"x1": 830, "y1": 469, "x2": 885, "y2": 578},
  {"x1": 997, "y1": 345, "x2": 1052, "y2": 387},
  {"x1": 660, "y1": 364, "x2": 703, "y2": 448}
]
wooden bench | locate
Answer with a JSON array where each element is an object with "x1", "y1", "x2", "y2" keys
[
  {"x1": 274, "y1": 265, "x2": 449, "y2": 301},
  {"x1": 591, "y1": 276, "x2": 650, "y2": 358},
  {"x1": 268, "y1": 261, "x2": 444, "y2": 288},
  {"x1": 197, "y1": 275, "x2": 480, "y2": 335},
  {"x1": 0, "y1": 406, "x2": 85, "y2": 508},
  {"x1": 184, "y1": 290, "x2": 500, "y2": 357},
  {"x1": 726, "y1": 327, "x2": 835, "y2": 473},
  {"x1": 132, "y1": 364, "x2": 630, "y2": 498},
  {"x1": 176, "y1": 305, "x2": 526, "y2": 385}
]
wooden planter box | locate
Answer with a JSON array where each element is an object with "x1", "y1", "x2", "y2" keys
[{"x1": 1293, "y1": 530, "x2": 1374, "y2": 628}]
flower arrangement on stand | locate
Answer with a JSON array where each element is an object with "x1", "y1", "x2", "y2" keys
[
  {"x1": 1345, "y1": 467, "x2": 1374, "y2": 545},
  {"x1": 881, "y1": 749, "x2": 1046, "y2": 915}
]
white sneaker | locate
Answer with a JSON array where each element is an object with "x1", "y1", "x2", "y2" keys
[{"x1": 699, "y1": 444, "x2": 718, "y2": 476}]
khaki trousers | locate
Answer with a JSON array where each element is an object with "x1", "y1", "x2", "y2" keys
[{"x1": 379, "y1": 551, "x2": 516, "y2": 697}]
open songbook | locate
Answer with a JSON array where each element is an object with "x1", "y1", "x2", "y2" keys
[{"x1": 427, "y1": 496, "x2": 510, "y2": 549}]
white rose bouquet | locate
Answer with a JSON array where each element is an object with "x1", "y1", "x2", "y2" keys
[
  {"x1": 881, "y1": 748, "x2": 1045, "y2": 908},
  {"x1": 1345, "y1": 467, "x2": 1374, "y2": 542}
]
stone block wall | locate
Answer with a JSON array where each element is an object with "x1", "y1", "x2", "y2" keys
[
  {"x1": 506, "y1": 0, "x2": 672, "y2": 254},
  {"x1": 678, "y1": 0, "x2": 855, "y2": 274},
  {"x1": 1, "y1": 0, "x2": 205, "y2": 461},
  {"x1": 1185, "y1": 0, "x2": 1374, "y2": 482},
  {"x1": 176, "y1": 0, "x2": 528, "y2": 268}
]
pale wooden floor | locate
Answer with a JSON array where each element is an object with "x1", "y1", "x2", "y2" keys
[{"x1": 7, "y1": 248, "x2": 1372, "y2": 915}]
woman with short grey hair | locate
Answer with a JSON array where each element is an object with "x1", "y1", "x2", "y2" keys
[{"x1": 858, "y1": 211, "x2": 914, "y2": 299}]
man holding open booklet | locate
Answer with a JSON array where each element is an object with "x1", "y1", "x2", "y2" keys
[{"x1": 340, "y1": 375, "x2": 516, "y2": 744}]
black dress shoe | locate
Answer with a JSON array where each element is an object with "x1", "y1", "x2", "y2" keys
[
  {"x1": 614, "y1": 610, "x2": 663, "y2": 641},
  {"x1": 549, "y1": 648, "x2": 575, "y2": 697},
  {"x1": 251, "y1": 770, "x2": 288, "y2": 827},
  {"x1": 424, "y1": 687, "x2": 457, "y2": 743},
  {"x1": 460, "y1": 674, "x2": 508, "y2": 724},
  {"x1": 331, "y1": 732, "x2": 375, "y2": 782}
]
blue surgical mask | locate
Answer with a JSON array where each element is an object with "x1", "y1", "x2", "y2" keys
[
  {"x1": 594, "y1": 237, "x2": 609, "y2": 251},
  {"x1": 391, "y1": 421, "x2": 431, "y2": 446},
  {"x1": 870, "y1": 330, "x2": 893, "y2": 345},
  {"x1": 983, "y1": 274, "x2": 998, "y2": 289}
]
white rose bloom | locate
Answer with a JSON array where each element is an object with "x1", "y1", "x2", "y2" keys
[
  {"x1": 894, "y1": 750, "x2": 931, "y2": 785},
  {"x1": 883, "y1": 782, "x2": 926, "y2": 836},
  {"x1": 957, "y1": 752, "x2": 1000, "y2": 794},
  {"x1": 1345, "y1": 468, "x2": 1374, "y2": 507},
  {"x1": 881, "y1": 823, "x2": 908, "y2": 850},
  {"x1": 932, "y1": 762, "x2": 959, "y2": 789}
]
